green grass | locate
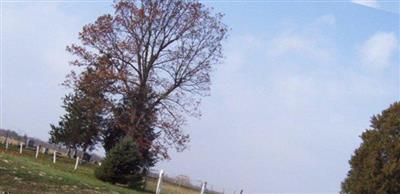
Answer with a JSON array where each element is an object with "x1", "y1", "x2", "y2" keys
[
  {"x1": 0, "y1": 143, "x2": 207, "y2": 194},
  {"x1": 0, "y1": 144, "x2": 147, "y2": 194}
]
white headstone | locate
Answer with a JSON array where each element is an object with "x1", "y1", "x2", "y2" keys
[
  {"x1": 200, "y1": 181, "x2": 207, "y2": 194},
  {"x1": 156, "y1": 169, "x2": 164, "y2": 194},
  {"x1": 19, "y1": 143, "x2": 23, "y2": 154},
  {"x1": 35, "y1": 146, "x2": 39, "y2": 159},
  {"x1": 74, "y1": 156, "x2": 79, "y2": 170},
  {"x1": 53, "y1": 151, "x2": 57, "y2": 164}
]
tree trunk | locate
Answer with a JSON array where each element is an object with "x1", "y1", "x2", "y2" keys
[
  {"x1": 73, "y1": 147, "x2": 77, "y2": 158},
  {"x1": 83, "y1": 145, "x2": 88, "y2": 155},
  {"x1": 67, "y1": 147, "x2": 71, "y2": 158}
]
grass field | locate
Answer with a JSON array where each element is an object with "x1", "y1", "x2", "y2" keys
[
  {"x1": 0, "y1": 143, "x2": 147, "y2": 194},
  {"x1": 0, "y1": 143, "x2": 206, "y2": 194}
]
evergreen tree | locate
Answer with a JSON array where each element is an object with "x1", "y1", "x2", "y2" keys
[
  {"x1": 341, "y1": 102, "x2": 400, "y2": 194},
  {"x1": 95, "y1": 137, "x2": 155, "y2": 189},
  {"x1": 49, "y1": 90, "x2": 103, "y2": 155}
]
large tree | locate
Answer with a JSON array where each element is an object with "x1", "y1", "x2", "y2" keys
[
  {"x1": 341, "y1": 102, "x2": 400, "y2": 194},
  {"x1": 66, "y1": 0, "x2": 227, "y2": 159}
]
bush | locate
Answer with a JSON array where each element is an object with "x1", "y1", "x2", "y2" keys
[{"x1": 95, "y1": 138, "x2": 146, "y2": 189}]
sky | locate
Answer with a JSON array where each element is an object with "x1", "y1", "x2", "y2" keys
[{"x1": 1, "y1": 0, "x2": 399, "y2": 193}]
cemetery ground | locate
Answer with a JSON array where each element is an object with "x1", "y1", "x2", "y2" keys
[
  {"x1": 0, "y1": 143, "x2": 146, "y2": 194},
  {"x1": 0, "y1": 142, "x2": 156, "y2": 194},
  {"x1": 0, "y1": 142, "x2": 208, "y2": 194}
]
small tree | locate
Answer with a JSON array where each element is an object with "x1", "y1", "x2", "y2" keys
[
  {"x1": 95, "y1": 137, "x2": 154, "y2": 189},
  {"x1": 49, "y1": 90, "x2": 103, "y2": 156},
  {"x1": 49, "y1": 116, "x2": 81, "y2": 157},
  {"x1": 341, "y1": 102, "x2": 400, "y2": 194}
]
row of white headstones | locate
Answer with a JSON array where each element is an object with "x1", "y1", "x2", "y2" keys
[{"x1": 4, "y1": 141, "x2": 80, "y2": 170}]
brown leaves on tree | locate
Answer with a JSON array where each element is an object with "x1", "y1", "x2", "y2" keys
[{"x1": 66, "y1": 0, "x2": 227, "y2": 159}]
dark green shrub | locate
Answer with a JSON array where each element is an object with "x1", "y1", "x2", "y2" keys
[{"x1": 95, "y1": 138, "x2": 145, "y2": 189}]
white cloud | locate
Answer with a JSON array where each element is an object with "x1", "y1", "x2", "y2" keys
[
  {"x1": 351, "y1": 0, "x2": 380, "y2": 8},
  {"x1": 358, "y1": 32, "x2": 398, "y2": 70},
  {"x1": 264, "y1": 16, "x2": 395, "y2": 110},
  {"x1": 267, "y1": 35, "x2": 333, "y2": 63},
  {"x1": 315, "y1": 14, "x2": 336, "y2": 26},
  {"x1": 266, "y1": 15, "x2": 336, "y2": 64}
]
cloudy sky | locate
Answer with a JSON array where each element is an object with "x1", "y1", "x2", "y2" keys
[{"x1": 1, "y1": 0, "x2": 399, "y2": 193}]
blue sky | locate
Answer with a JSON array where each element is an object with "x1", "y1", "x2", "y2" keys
[{"x1": 1, "y1": 0, "x2": 399, "y2": 193}]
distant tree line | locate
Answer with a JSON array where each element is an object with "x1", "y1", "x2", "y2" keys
[{"x1": 0, "y1": 128, "x2": 24, "y2": 142}]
